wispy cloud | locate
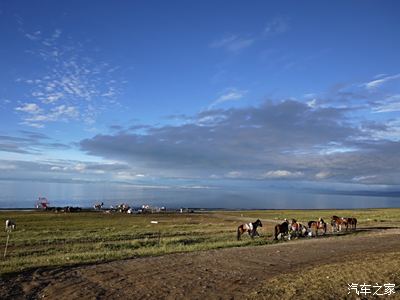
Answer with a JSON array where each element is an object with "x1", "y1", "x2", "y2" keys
[
  {"x1": 210, "y1": 16, "x2": 290, "y2": 54},
  {"x1": 209, "y1": 35, "x2": 255, "y2": 53},
  {"x1": 372, "y1": 95, "x2": 400, "y2": 113},
  {"x1": 14, "y1": 28, "x2": 123, "y2": 128},
  {"x1": 208, "y1": 88, "x2": 247, "y2": 109},
  {"x1": 363, "y1": 73, "x2": 400, "y2": 90},
  {"x1": 22, "y1": 105, "x2": 79, "y2": 126},
  {"x1": 264, "y1": 17, "x2": 290, "y2": 36},
  {"x1": 373, "y1": 102, "x2": 400, "y2": 113},
  {"x1": 15, "y1": 103, "x2": 43, "y2": 114},
  {"x1": 0, "y1": 131, "x2": 69, "y2": 154},
  {"x1": 262, "y1": 170, "x2": 304, "y2": 179}
]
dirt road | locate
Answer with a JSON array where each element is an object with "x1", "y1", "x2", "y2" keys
[{"x1": 1, "y1": 228, "x2": 399, "y2": 299}]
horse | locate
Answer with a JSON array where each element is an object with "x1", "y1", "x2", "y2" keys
[
  {"x1": 116, "y1": 203, "x2": 130, "y2": 213},
  {"x1": 93, "y1": 202, "x2": 104, "y2": 210},
  {"x1": 344, "y1": 217, "x2": 357, "y2": 230},
  {"x1": 307, "y1": 218, "x2": 327, "y2": 236},
  {"x1": 289, "y1": 219, "x2": 308, "y2": 239},
  {"x1": 237, "y1": 219, "x2": 263, "y2": 240},
  {"x1": 5, "y1": 219, "x2": 16, "y2": 232},
  {"x1": 331, "y1": 215, "x2": 348, "y2": 232},
  {"x1": 274, "y1": 219, "x2": 289, "y2": 240}
]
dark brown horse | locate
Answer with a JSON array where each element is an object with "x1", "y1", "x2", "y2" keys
[
  {"x1": 274, "y1": 219, "x2": 289, "y2": 240},
  {"x1": 344, "y1": 217, "x2": 357, "y2": 230},
  {"x1": 237, "y1": 219, "x2": 262, "y2": 240},
  {"x1": 307, "y1": 218, "x2": 327, "y2": 236}
]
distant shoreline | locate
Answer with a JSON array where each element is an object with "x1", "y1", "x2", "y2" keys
[{"x1": 1, "y1": 207, "x2": 400, "y2": 212}]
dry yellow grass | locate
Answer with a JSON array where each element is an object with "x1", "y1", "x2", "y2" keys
[{"x1": 250, "y1": 251, "x2": 400, "y2": 299}]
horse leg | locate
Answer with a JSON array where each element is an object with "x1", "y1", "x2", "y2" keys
[{"x1": 237, "y1": 227, "x2": 242, "y2": 241}]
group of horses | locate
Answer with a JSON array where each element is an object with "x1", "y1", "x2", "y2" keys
[
  {"x1": 237, "y1": 215, "x2": 357, "y2": 241},
  {"x1": 331, "y1": 215, "x2": 357, "y2": 232},
  {"x1": 273, "y1": 218, "x2": 327, "y2": 240}
]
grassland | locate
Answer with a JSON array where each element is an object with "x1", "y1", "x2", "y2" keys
[
  {"x1": 250, "y1": 251, "x2": 400, "y2": 300},
  {"x1": 1, "y1": 208, "x2": 400, "y2": 277}
]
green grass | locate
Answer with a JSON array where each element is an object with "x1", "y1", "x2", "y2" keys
[{"x1": 0, "y1": 209, "x2": 399, "y2": 276}]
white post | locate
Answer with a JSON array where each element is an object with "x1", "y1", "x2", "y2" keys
[
  {"x1": 4, "y1": 233, "x2": 10, "y2": 258},
  {"x1": 151, "y1": 221, "x2": 161, "y2": 246}
]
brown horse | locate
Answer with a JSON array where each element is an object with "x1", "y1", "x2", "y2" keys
[
  {"x1": 307, "y1": 218, "x2": 327, "y2": 236},
  {"x1": 331, "y1": 215, "x2": 348, "y2": 232},
  {"x1": 289, "y1": 219, "x2": 308, "y2": 238},
  {"x1": 344, "y1": 217, "x2": 357, "y2": 230},
  {"x1": 274, "y1": 219, "x2": 289, "y2": 240},
  {"x1": 237, "y1": 219, "x2": 262, "y2": 240}
]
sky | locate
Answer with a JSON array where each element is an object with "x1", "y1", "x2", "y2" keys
[{"x1": 1, "y1": 1, "x2": 400, "y2": 208}]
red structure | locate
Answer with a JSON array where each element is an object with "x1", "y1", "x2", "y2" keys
[{"x1": 35, "y1": 197, "x2": 50, "y2": 209}]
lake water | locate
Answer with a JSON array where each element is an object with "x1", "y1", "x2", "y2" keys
[{"x1": 0, "y1": 180, "x2": 399, "y2": 209}]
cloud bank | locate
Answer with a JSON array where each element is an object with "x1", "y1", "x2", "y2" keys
[{"x1": 80, "y1": 99, "x2": 400, "y2": 185}]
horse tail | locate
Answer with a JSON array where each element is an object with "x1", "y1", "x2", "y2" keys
[
  {"x1": 237, "y1": 226, "x2": 241, "y2": 241},
  {"x1": 274, "y1": 225, "x2": 278, "y2": 240}
]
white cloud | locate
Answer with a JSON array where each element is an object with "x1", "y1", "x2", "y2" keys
[
  {"x1": 209, "y1": 89, "x2": 247, "y2": 109},
  {"x1": 367, "y1": 119, "x2": 400, "y2": 141},
  {"x1": 15, "y1": 103, "x2": 42, "y2": 114},
  {"x1": 315, "y1": 171, "x2": 331, "y2": 179},
  {"x1": 306, "y1": 99, "x2": 318, "y2": 108},
  {"x1": 209, "y1": 17, "x2": 289, "y2": 54},
  {"x1": 373, "y1": 95, "x2": 400, "y2": 113},
  {"x1": 14, "y1": 28, "x2": 123, "y2": 128},
  {"x1": 73, "y1": 163, "x2": 86, "y2": 172},
  {"x1": 210, "y1": 35, "x2": 255, "y2": 53},
  {"x1": 226, "y1": 171, "x2": 243, "y2": 178},
  {"x1": 262, "y1": 170, "x2": 303, "y2": 179},
  {"x1": 21, "y1": 105, "x2": 79, "y2": 127},
  {"x1": 114, "y1": 171, "x2": 143, "y2": 180},
  {"x1": 25, "y1": 30, "x2": 41, "y2": 41},
  {"x1": 352, "y1": 175, "x2": 377, "y2": 182},
  {"x1": 364, "y1": 74, "x2": 400, "y2": 90}
]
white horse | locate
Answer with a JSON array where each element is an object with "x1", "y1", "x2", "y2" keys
[{"x1": 5, "y1": 219, "x2": 16, "y2": 232}]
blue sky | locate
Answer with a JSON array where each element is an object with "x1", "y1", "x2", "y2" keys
[{"x1": 1, "y1": 1, "x2": 400, "y2": 208}]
